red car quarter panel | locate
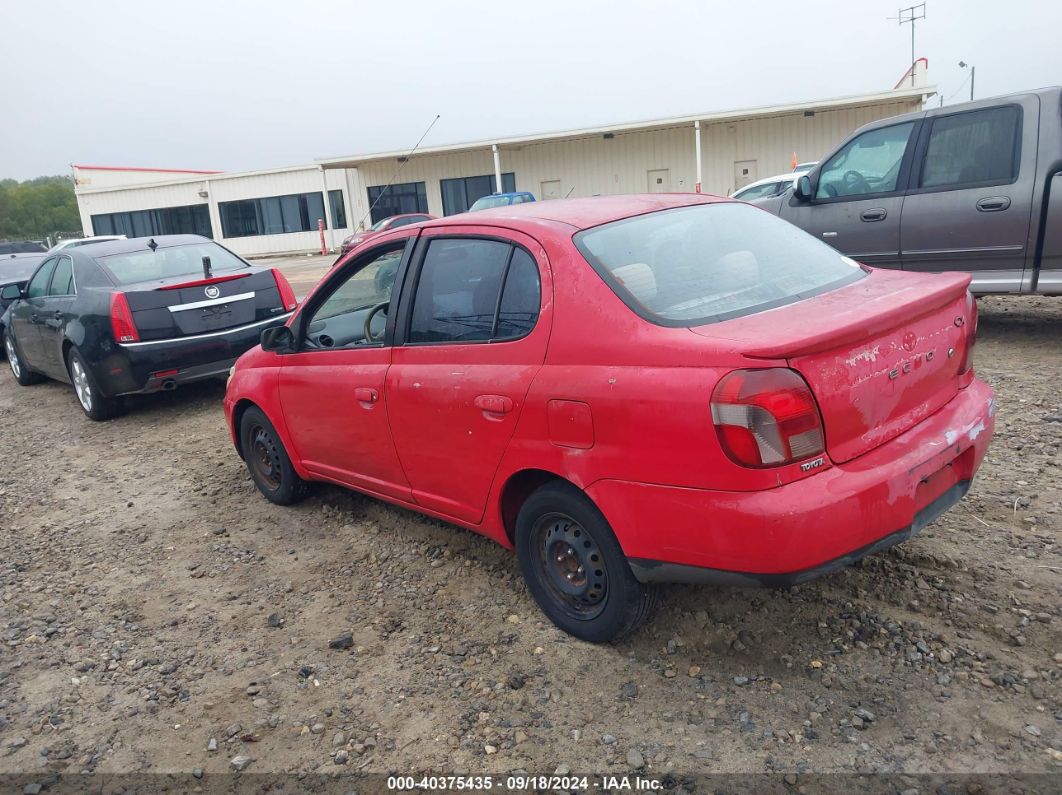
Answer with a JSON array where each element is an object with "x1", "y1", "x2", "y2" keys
[{"x1": 589, "y1": 378, "x2": 994, "y2": 580}]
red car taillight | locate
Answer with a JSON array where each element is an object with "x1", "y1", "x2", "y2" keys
[
  {"x1": 711, "y1": 368, "x2": 825, "y2": 468},
  {"x1": 958, "y1": 290, "x2": 978, "y2": 376},
  {"x1": 110, "y1": 292, "x2": 140, "y2": 343},
  {"x1": 272, "y1": 269, "x2": 298, "y2": 312}
]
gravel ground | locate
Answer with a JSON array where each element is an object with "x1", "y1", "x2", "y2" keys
[{"x1": 0, "y1": 295, "x2": 1058, "y2": 786}]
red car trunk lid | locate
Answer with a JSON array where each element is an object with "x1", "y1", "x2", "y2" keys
[{"x1": 692, "y1": 269, "x2": 972, "y2": 463}]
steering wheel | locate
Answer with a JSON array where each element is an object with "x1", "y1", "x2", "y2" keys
[
  {"x1": 842, "y1": 170, "x2": 870, "y2": 195},
  {"x1": 363, "y1": 301, "x2": 389, "y2": 342}
]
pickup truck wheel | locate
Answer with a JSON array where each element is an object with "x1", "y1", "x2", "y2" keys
[
  {"x1": 5, "y1": 332, "x2": 44, "y2": 386},
  {"x1": 240, "y1": 406, "x2": 308, "y2": 505},
  {"x1": 515, "y1": 481, "x2": 657, "y2": 643},
  {"x1": 67, "y1": 348, "x2": 123, "y2": 421}
]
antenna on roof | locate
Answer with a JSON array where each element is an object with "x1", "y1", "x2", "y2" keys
[
  {"x1": 357, "y1": 114, "x2": 441, "y2": 231},
  {"x1": 147, "y1": 238, "x2": 158, "y2": 252},
  {"x1": 889, "y1": 3, "x2": 926, "y2": 87}
]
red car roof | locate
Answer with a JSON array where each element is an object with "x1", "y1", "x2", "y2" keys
[{"x1": 426, "y1": 193, "x2": 731, "y2": 232}]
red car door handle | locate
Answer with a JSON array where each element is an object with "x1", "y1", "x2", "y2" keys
[
  {"x1": 354, "y1": 387, "x2": 378, "y2": 404},
  {"x1": 474, "y1": 394, "x2": 513, "y2": 414}
]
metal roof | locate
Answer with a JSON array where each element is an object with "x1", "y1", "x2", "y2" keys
[{"x1": 317, "y1": 85, "x2": 936, "y2": 168}]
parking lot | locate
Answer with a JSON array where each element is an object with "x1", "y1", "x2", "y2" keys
[{"x1": 0, "y1": 290, "x2": 1058, "y2": 782}]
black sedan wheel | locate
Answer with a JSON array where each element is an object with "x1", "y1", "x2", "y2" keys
[
  {"x1": 240, "y1": 406, "x2": 308, "y2": 505},
  {"x1": 5, "y1": 332, "x2": 43, "y2": 386},
  {"x1": 515, "y1": 481, "x2": 657, "y2": 643},
  {"x1": 66, "y1": 348, "x2": 123, "y2": 421}
]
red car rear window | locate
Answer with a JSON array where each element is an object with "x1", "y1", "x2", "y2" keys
[{"x1": 574, "y1": 203, "x2": 864, "y2": 327}]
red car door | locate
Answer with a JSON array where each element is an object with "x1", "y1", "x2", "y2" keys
[
  {"x1": 386, "y1": 227, "x2": 551, "y2": 524},
  {"x1": 279, "y1": 243, "x2": 412, "y2": 501}
]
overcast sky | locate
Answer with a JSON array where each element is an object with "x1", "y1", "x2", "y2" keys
[{"x1": 1, "y1": 0, "x2": 1058, "y2": 180}]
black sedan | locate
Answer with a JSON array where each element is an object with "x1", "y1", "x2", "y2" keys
[{"x1": 1, "y1": 235, "x2": 297, "y2": 420}]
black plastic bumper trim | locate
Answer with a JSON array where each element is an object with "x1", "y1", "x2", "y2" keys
[{"x1": 628, "y1": 480, "x2": 971, "y2": 587}]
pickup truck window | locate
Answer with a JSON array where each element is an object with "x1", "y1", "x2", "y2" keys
[
  {"x1": 816, "y1": 122, "x2": 915, "y2": 200},
  {"x1": 919, "y1": 105, "x2": 1021, "y2": 189}
]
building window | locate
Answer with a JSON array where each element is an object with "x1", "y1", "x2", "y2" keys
[
  {"x1": 366, "y1": 182, "x2": 428, "y2": 225},
  {"x1": 328, "y1": 190, "x2": 347, "y2": 229},
  {"x1": 218, "y1": 192, "x2": 327, "y2": 238},
  {"x1": 440, "y1": 173, "x2": 515, "y2": 216},
  {"x1": 92, "y1": 204, "x2": 213, "y2": 238}
]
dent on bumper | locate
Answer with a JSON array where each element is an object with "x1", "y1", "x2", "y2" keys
[{"x1": 587, "y1": 379, "x2": 995, "y2": 580}]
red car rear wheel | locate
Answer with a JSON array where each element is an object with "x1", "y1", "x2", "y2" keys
[{"x1": 516, "y1": 481, "x2": 656, "y2": 643}]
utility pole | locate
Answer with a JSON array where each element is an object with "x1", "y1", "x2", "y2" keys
[
  {"x1": 894, "y1": 3, "x2": 926, "y2": 86},
  {"x1": 959, "y1": 61, "x2": 975, "y2": 101}
]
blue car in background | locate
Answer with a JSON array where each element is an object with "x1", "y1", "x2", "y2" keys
[{"x1": 468, "y1": 191, "x2": 536, "y2": 212}]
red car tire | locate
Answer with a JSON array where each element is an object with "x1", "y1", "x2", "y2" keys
[
  {"x1": 240, "y1": 406, "x2": 308, "y2": 505},
  {"x1": 515, "y1": 480, "x2": 656, "y2": 643}
]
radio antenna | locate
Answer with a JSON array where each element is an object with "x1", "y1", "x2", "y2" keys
[
  {"x1": 890, "y1": 3, "x2": 926, "y2": 86},
  {"x1": 358, "y1": 114, "x2": 441, "y2": 230}
]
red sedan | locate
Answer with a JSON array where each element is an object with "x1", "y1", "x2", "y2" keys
[
  {"x1": 338, "y1": 213, "x2": 435, "y2": 255},
  {"x1": 224, "y1": 195, "x2": 994, "y2": 642}
]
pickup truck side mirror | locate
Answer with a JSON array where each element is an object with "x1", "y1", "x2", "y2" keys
[
  {"x1": 793, "y1": 175, "x2": 813, "y2": 202},
  {"x1": 260, "y1": 325, "x2": 295, "y2": 353},
  {"x1": 0, "y1": 284, "x2": 22, "y2": 300}
]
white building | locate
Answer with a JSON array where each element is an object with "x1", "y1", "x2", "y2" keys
[
  {"x1": 74, "y1": 63, "x2": 933, "y2": 258},
  {"x1": 73, "y1": 163, "x2": 351, "y2": 258}
]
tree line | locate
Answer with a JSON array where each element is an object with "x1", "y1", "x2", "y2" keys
[{"x1": 0, "y1": 176, "x2": 82, "y2": 241}]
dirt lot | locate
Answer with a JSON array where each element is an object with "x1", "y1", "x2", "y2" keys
[{"x1": 0, "y1": 295, "x2": 1059, "y2": 788}]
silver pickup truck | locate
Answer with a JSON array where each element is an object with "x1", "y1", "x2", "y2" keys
[{"x1": 753, "y1": 87, "x2": 1061, "y2": 295}]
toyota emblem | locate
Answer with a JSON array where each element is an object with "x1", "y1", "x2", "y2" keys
[
  {"x1": 901, "y1": 331, "x2": 917, "y2": 352},
  {"x1": 204, "y1": 285, "x2": 220, "y2": 299}
]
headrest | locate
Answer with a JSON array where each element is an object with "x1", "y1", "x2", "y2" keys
[{"x1": 612, "y1": 262, "x2": 657, "y2": 302}]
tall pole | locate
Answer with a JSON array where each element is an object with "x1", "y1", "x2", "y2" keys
[
  {"x1": 959, "y1": 61, "x2": 976, "y2": 103},
  {"x1": 319, "y1": 165, "x2": 334, "y2": 252},
  {"x1": 911, "y1": 22, "x2": 915, "y2": 85},
  {"x1": 492, "y1": 144, "x2": 502, "y2": 194},
  {"x1": 694, "y1": 121, "x2": 702, "y2": 194}
]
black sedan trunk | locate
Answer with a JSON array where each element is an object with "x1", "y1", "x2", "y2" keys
[{"x1": 123, "y1": 270, "x2": 287, "y2": 341}]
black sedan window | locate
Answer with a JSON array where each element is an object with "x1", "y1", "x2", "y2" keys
[
  {"x1": 48, "y1": 258, "x2": 75, "y2": 296},
  {"x1": 96, "y1": 242, "x2": 247, "y2": 285},
  {"x1": 26, "y1": 258, "x2": 57, "y2": 298}
]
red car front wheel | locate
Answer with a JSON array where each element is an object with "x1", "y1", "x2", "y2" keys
[{"x1": 240, "y1": 406, "x2": 308, "y2": 505}]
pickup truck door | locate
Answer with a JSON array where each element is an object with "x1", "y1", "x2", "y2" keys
[
  {"x1": 778, "y1": 119, "x2": 921, "y2": 270},
  {"x1": 899, "y1": 96, "x2": 1039, "y2": 292}
]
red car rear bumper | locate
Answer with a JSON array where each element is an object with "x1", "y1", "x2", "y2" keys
[{"x1": 587, "y1": 378, "x2": 995, "y2": 584}]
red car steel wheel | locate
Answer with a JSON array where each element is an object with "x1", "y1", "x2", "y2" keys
[
  {"x1": 249, "y1": 424, "x2": 283, "y2": 493},
  {"x1": 533, "y1": 513, "x2": 609, "y2": 621}
]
